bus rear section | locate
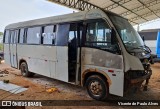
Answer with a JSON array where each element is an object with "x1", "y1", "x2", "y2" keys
[{"x1": 3, "y1": 23, "x2": 83, "y2": 83}]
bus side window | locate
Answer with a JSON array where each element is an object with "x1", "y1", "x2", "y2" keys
[
  {"x1": 4, "y1": 30, "x2": 10, "y2": 43},
  {"x1": 10, "y1": 31, "x2": 15, "y2": 44},
  {"x1": 42, "y1": 25, "x2": 55, "y2": 45},
  {"x1": 13, "y1": 30, "x2": 19, "y2": 44},
  {"x1": 55, "y1": 24, "x2": 70, "y2": 46},
  {"x1": 19, "y1": 28, "x2": 24, "y2": 44},
  {"x1": 85, "y1": 19, "x2": 118, "y2": 53},
  {"x1": 69, "y1": 24, "x2": 77, "y2": 43},
  {"x1": 26, "y1": 27, "x2": 41, "y2": 44},
  {"x1": 68, "y1": 24, "x2": 77, "y2": 60}
]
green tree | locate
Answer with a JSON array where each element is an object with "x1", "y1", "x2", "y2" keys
[
  {"x1": 0, "y1": 32, "x2": 3, "y2": 50},
  {"x1": 0, "y1": 32, "x2": 3, "y2": 36}
]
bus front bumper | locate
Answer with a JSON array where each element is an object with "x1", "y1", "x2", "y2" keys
[
  {"x1": 130, "y1": 70, "x2": 152, "y2": 84},
  {"x1": 124, "y1": 70, "x2": 152, "y2": 93}
]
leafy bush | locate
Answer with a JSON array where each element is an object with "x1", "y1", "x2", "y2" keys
[
  {"x1": 0, "y1": 32, "x2": 3, "y2": 36},
  {"x1": 0, "y1": 44, "x2": 3, "y2": 51}
]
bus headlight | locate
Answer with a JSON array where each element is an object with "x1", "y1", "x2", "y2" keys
[{"x1": 142, "y1": 52, "x2": 146, "y2": 56}]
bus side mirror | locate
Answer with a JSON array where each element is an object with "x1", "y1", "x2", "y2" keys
[
  {"x1": 111, "y1": 28, "x2": 117, "y2": 45},
  {"x1": 142, "y1": 35, "x2": 145, "y2": 42}
]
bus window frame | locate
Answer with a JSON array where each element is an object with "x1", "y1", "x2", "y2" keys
[
  {"x1": 82, "y1": 18, "x2": 121, "y2": 55},
  {"x1": 3, "y1": 30, "x2": 10, "y2": 44},
  {"x1": 41, "y1": 25, "x2": 56, "y2": 45},
  {"x1": 4, "y1": 20, "x2": 85, "y2": 47},
  {"x1": 19, "y1": 28, "x2": 25, "y2": 44},
  {"x1": 26, "y1": 26, "x2": 42, "y2": 45}
]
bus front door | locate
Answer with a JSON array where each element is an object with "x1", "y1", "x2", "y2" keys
[
  {"x1": 68, "y1": 23, "x2": 83, "y2": 84},
  {"x1": 9, "y1": 30, "x2": 18, "y2": 68}
]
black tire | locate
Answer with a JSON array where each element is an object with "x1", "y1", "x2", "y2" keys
[
  {"x1": 85, "y1": 75, "x2": 109, "y2": 100},
  {"x1": 20, "y1": 62, "x2": 34, "y2": 77}
]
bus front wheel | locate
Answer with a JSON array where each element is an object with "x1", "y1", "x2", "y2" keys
[
  {"x1": 20, "y1": 62, "x2": 34, "y2": 77},
  {"x1": 85, "y1": 75, "x2": 109, "y2": 100}
]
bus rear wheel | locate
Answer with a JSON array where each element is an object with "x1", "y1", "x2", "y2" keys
[
  {"x1": 20, "y1": 62, "x2": 34, "y2": 77},
  {"x1": 86, "y1": 75, "x2": 109, "y2": 100}
]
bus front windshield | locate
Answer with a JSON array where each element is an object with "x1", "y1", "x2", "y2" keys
[{"x1": 107, "y1": 13, "x2": 144, "y2": 51}]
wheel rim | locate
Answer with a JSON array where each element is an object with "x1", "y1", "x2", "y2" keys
[
  {"x1": 21, "y1": 64, "x2": 27, "y2": 75},
  {"x1": 89, "y1": 80, "x2": 103, "y2": 97}
]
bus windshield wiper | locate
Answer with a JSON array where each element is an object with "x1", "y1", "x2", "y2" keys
[
  {"x1": 130, "y1": 46, "x2": 144, "y2": 50},
  {"x1": 130, "y1": 45, "x2": 151, "y2": 53}
]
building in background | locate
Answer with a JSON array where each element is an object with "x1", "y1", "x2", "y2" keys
[{"x1": 139, "y1": 29, "x2": 159, "y2": 55}]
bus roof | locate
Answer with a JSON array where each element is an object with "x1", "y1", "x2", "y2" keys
[{"x1": 5, "y1": 9, "x2": 108, "y2": 30}]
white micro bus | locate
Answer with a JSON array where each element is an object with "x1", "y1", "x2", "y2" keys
[{"x1": 3, "y1": 9, "x2": 152, "y2": 100}]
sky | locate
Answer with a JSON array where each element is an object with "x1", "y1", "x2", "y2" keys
[
  {"x1": 0, "y1": 0, "x2": 160, "y2": 32},
  {"x1": 0, "y1": 0, "x2": 76, "y2": 32}
]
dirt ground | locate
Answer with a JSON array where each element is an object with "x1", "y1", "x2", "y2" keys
[{"x1": 0, "y1": 62, "x2": 160, "y2": 109}]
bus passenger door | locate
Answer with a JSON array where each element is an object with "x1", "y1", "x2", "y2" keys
[
  {"x1": 9, "y1": 30, "x2": 18, "y2": 68},
  {"x1": 55, "y1": 24, "x2": 70, "y2": 82},
  {"x1": 68, "y1": 23, "x2": 83, "y2": 84},
  {"x1": 68, "y1": 24, "x2": 78, "y2": 82}
]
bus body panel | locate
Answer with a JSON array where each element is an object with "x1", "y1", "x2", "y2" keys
[
  {"x1": 56, "y1": 46, "x2": 68, "y2": 82},
  {"x1": 81, "y1": 47, "x2": 124, "y2": 96},
  {"x1": 17, "y1": 45, "x2": 57, "y2": 61},
  {"x1": 49, "y1": 60, "x2": 56, "y2": 79},
  {"x1": 17, "y1": 45, "x2": 68, "y2": 82},
  {"x1": 17, "y1": 45, "x2": 57, "y2": 77},
  {"x1": 28, "y1": 58, "x2": 51, "y2": 77},
  {"x1": 4, "y1": 44, "x2": 10, "y2": 65}
]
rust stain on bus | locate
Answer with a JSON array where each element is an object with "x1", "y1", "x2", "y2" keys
[
  {"x1": 82, "y1": 68, "x2": 112, "y2": 86},
  {"x1": 81, "y1": 48, "x2": 123, "y2": 69}
]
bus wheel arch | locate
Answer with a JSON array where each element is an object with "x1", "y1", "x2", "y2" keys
[
  {"x1": 82, "y1": 71, "x2": 111, "y2": 87},
  {"x1": 19, "y1": 59, "x2": 34, "y2": 77},
  {"x1": 82, "y1": 71, "x2": 111, "y2": 100},
  {"x1": 19, "y1": 59, "x2": 26, "y2": 70}
]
